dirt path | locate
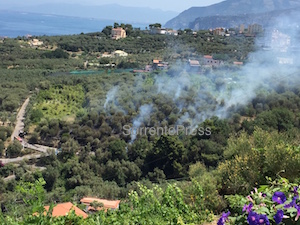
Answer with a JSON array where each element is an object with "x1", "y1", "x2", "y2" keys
[{"x1": 11, "y1": 97, "x2": 30, "y2": 142}]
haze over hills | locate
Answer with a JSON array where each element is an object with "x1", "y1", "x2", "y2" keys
[
  {"x1": 5, "y1": 3, "x2": 178, "y2": 25},
  {"x1": 165, "y1": 0, "x2": 300, "y2": 29},
  {"x1": 190, "y1": 7, "x2": 300, "y2": 30}
]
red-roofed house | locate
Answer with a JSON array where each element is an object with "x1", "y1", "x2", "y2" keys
[
  {"x1": 80, "y1": 197, "x2": 120, "y2": 212},
  {"x1": 43, "y1": 202, "x2": 88, "y2": 219},
  {"x1": 203, "y1": 55, "x2": 213, "y2": 59}
]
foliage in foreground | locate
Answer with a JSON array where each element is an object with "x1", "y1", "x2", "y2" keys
[
  {"x1": 0, "y1": 178, "x2": 214, "y2": 225},
  {"x1": 220, "y1": 178, "x2": 300, "y2": 225}
]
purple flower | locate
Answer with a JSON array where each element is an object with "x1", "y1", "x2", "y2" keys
[
  {"x1": 217, "y1": 211, "x2": 230, "y2": 225},
  {"x1": 274, "y1": 209, "x2": 284, "y2": 224},
  {"x1": 243, "y1": 202, "x2": 253, "y2": 213},
  {"x1": 262, "y1": 193, "x2": 267, "y2": 198},
  {"x1": 272, "y1": 192, "x2": 287, "y2": 204},
  {"x1": 247, "y1": 211, "x2": 258, "y2": 225},
  {"x1": 284, "y1": 197, "x2": 297, "y2": 208},
  {"x1": 296, "y1": 205, "x2": 300, "y2": 221},
  {"x1": 257, "y1": 214, "x2": 270, "y2": 225}
]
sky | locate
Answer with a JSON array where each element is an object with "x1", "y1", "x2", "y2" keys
[{"x1": 2, "y1": 0, "x2": 225, "y2": 12}]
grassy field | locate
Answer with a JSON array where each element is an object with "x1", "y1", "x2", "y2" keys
[{"x1": 34, "y1": 84, "x2": 85, "y2": 120}]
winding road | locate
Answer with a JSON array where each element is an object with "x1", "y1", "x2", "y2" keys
[{"x1": 1, "y1": 97, "x2": 57, "y2": 164}]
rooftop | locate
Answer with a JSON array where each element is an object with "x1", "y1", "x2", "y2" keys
[
  {"x1": 44, "y1": 202, "x2": 88, "y2": 219},
  {"x1": 204, "y1": 55, "x2": 213, "y2": 59},
  {"x1": 80, "y1": 197, "x2": 120, "y2": 210}
]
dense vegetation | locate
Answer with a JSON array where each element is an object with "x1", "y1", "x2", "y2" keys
[{"x1": 0, "y1": 24, "x2": 300, "y2": 224}]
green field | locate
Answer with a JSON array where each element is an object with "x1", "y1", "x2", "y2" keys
[{"x1": 34, "y1": 84, "x2": 85, "y2": 120}]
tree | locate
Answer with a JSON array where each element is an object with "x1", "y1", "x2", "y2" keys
[
  {"x1": 149, "y1": 135, "x2": 187, "y2": 178},
  {"x1": 108, "y1": 139, "x2": 128, "y2": 161},
  {"x1": 29, "y1": 109, "x2": 43, "y2": 123},
  {"x1": 102, "y1": 26, "x2": 113, "y2": 37},
  {"x1": 0, "y1": 140, "x2": 4, "y2": 156},
  {"x1": 59, "y1": 139, "x2": 80, "y2": 161},
  {"x1": 114, "y1": 22, "x2": 120, "y2": 28},
  {"x1": 6, "y1": 140, "x2": 22, "y2": 158},
  {"x1": 90, "y1": 201, "x2": 104, "y2": 209},
  {"x1": 149, "y1": 23, "x2": 162, "y2": 29},
  {"x1": 28, "y1": 132, "x2": 39, "y2": 144}
]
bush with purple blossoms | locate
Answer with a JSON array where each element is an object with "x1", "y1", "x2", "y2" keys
[{"x1": 219, "y1": 178, "x2": 300, "y2": 225}]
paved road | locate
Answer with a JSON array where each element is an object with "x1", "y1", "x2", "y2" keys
[
  {"x1": 2, "y1": 166, "x2": 46, "y2": 182},
  {"x1": 11, "y1": 97, "x2": 30, "y2": 142},
  {"x1": 25, "y1": 143, "x2": 57, "y2": 154},
  {"x1": 0, "y1": 154, "x2": 44, "y2": 164},
  {"x1": 4, "y1": 97, "x2": 57, "y2": 164}
]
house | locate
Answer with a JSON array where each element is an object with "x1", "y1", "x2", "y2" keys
[
  {"x1": 150, "y1": 28, "x2": 178, "y2": 36},
  {"x1": 113, "y1": 50, "x2": 128, "y2": 57},
  {"x1": 80, "y1": 197, "x2": 120, "y2": 212},
  {"x1": 233, "y1": 61, "x2": 244, "y2": 66},
  {"x1": 189, "y1": 59, "x2": 201, "y2": 72},
  {"x1": 152, "y1": 59, "x2": 168, "y2": 70},
  {"x1": 28, "y1": 39, "x2": 43, "y2": 47},
  {"x1": 102, "y1": 52, "x2": 112, "y2": 58},
  {"x1": 202, "y1": 55, "x2": 223, "y2": 67},
  {"x1": 42, "y1": 202, "x2": 88, "y2": 219},
  {"x1": 213, "y1": 28, "x2": 225, "y2": 36},
  {"x1": 111, "y1": 27, "x2": 126, "y2": 40},
  {"x1": 189, "y1": 59, "x2": 200, "y2": 67},
  {"x1": 167, "y1": 30, "x2": 178, "y2": 36}
]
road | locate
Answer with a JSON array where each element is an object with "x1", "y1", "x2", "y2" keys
[
  {"x1": 11, "y1": 97, "x2": 30, "y2": 142},
  {"x1": 3, "y1": 97, "x2": 57, "y2": 164},
  {"x1": 2, "y1": 166, "x2": 46, "y2": 182},
  {"x1": 24, "y1": 143, "x2": 57, "y2": 154},
  {"x1": 0, "y1": 154, "x2": 44, "y2": 164}
]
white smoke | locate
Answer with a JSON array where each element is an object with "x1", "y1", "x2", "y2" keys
[
  {"x1": 151, "y1": 12, "x2": 300, "y2": 132},
  {"x1": 130, "y1": 104, "x2": 153, "y2": 143},
  {"x1": 104, "y1": 86, "x2": 118, "y2": 111}
]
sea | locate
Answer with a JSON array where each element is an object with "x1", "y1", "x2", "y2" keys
[{"x1": 0, "y1": 10, "x2": 148, "y2": 38}]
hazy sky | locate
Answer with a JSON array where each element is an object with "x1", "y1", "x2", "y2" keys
[{"x1": 2, "y1": 0, "x2": 225, "y2": 12}]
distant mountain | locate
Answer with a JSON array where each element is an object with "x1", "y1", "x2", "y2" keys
[
  {"x1": 190, "y1": 7, "x2": 300, "y2": 30},
  {"x1": 10, "y1": 3, "x2": 178, "y2": 25},
  {"x1": 165, "y1": 0, "x2": 300, "y2": 29}
]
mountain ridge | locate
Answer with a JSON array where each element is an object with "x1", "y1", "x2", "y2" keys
[
  {"x1": 190, "y1": 7, "x2": 300, "y2": 30},
  {"x1": 165, "y1": 0, "x2": 300, "y2": 29}
]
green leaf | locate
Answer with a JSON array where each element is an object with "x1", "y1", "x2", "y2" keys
[
  {"x1": 286, "y1": 208, "x2": 297, "y2": 214},
  {"x1": 256, "y1": 207, "x2": 270, "y2": 214},
  {"x1": 258, "y1": 185, "x2": 269, "y2": 192}
]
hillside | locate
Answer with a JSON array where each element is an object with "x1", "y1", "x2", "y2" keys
[
  {"x1": 165, "y1": 0, "x2": 300, "y2": 29},
  {"x1": 190, "y1": 7, "x2": 300, "y2": 30}
]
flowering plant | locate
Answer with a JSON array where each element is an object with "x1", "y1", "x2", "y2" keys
[{"x1": 218, "y1": 178, "x2": 300, "y2": 225}]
